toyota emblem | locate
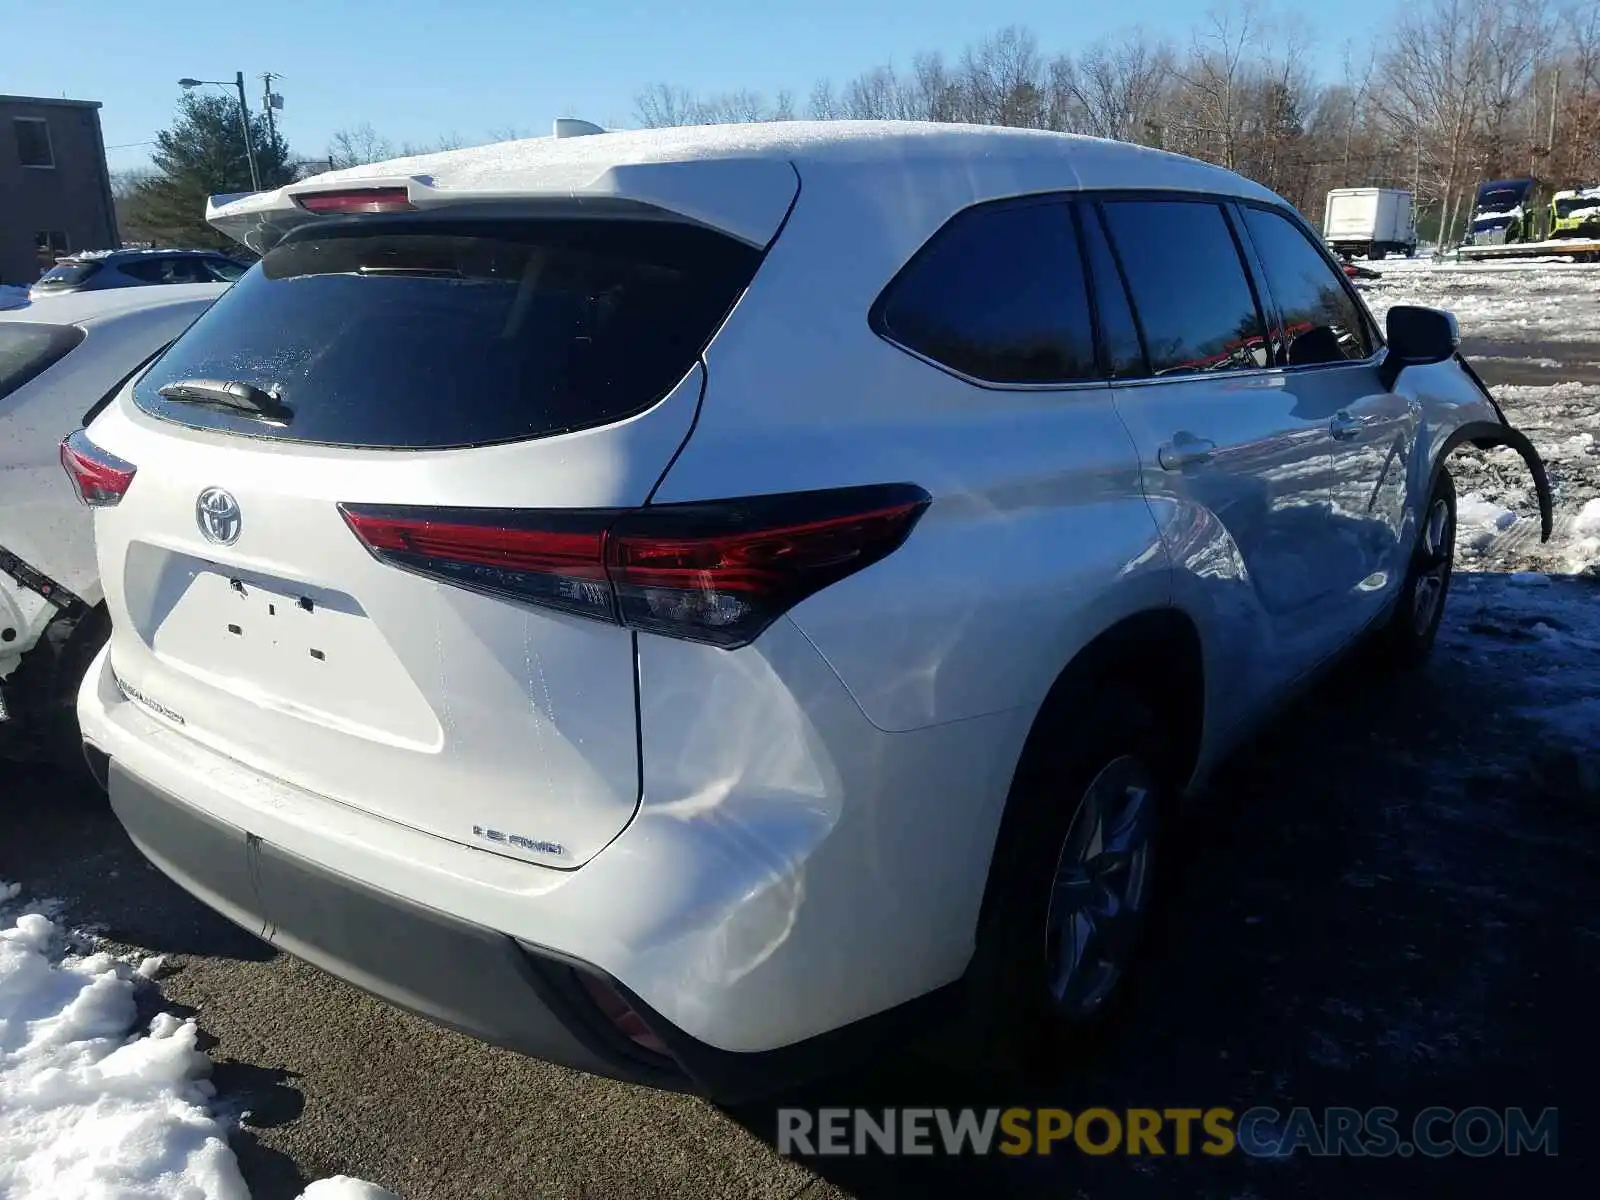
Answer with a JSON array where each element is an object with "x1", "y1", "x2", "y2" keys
[{"x1": 196, "y1": 487, "x2": 242, "y2": 546}]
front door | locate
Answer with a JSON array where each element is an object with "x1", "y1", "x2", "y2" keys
[{"x1": 1090, "y1": 195, "x2": 1348, "y2": 709}]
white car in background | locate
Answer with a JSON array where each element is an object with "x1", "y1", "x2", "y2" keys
[{"x1": 0, "y1": 285, "x2": 226, "y2": 763}]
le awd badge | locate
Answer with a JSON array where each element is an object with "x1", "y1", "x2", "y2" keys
[{"x1": 473, "y1": 824, "x2": 565, "y2": 858}]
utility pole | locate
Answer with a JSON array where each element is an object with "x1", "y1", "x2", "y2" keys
[
  {"x1": 233, "y1": 71, "x2": 261, "y2": 192},
  {"x1": 1548, "y1": 67, "x2": 1560, "y2": 159},
  {"x1": 262, "y1": 72, "x2": 283, "y2": 147}
]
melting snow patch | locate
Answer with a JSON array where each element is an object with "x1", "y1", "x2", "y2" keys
[
  {"x1": 297, "y1": 1179, "x2": 402, "y2": 1199},
  {"x1": 1457, "y1": 493, "x2": 1518, "y2": 548},
  {"x1": 1575, "y1": 499, "x2": 1600, "y2": 534},
  {"x1": 0, "y1": 891, "x2": 394, "y2": 1199}
]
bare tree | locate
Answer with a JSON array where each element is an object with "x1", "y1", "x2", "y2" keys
[
  {"x1": 327, "y1": 122, "x2": 395, "y2": 169},
  {"x1": 1068, "y1": 30, "x2": 1175, "y2": 141}
]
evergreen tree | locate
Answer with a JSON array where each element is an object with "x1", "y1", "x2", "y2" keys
[{"x1": 124, "y1": 93, "x2": 294, "y2": 252}]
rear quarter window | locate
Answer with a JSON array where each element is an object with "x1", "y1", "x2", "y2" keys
[
  {"x1": 134, "y1": 216, "x2": 761, "y2": 449},
  {"x1": 0, "y1": 323, "x2": 86, "y2": 402},
  {"x1": 34, "y1": 261, "x2": 101, "y2": 288}
]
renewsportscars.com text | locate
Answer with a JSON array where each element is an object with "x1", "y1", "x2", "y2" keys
[{"x1": 777, "y1": 1106, "x2": 1559, "y2": 1158}]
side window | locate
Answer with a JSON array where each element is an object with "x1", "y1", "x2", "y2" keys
[
  {"x1": 1099, "y1": 199, "x2": 1268, "y2": 376},
  {"x1": 166, "y1": 258, "x2": 211, "y2": 284},
  {"x1": 875, "y1": 200, "x2": 1097, "y2": 385},
  {"x1": 1078, "y1": 205, "x2": 1146, "y2": 378},
  {"x1": 118, "y1": 258, "x2": 169, "y2": 284},
  {"x1": 206, "y1": 258, "x2": 247, "y2": 282},
  {"x1": 1242, "y1": 207, "x2": 1374, "y2": 365}
]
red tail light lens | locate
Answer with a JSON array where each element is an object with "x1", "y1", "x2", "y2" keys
[
  {"x1": 60, "y1": 429, "x2": 137, "y2": 507},
  {"x1": 339, "y1": 484, "x2": 930, "y2": 649},
  {"x1": 338, "y1": 507, "x2": 616, "y2": 622},
  {"x1": 295, "y1": 187, "x2": 415, "y2": 215}
]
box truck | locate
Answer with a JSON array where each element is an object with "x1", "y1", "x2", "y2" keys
[{"x1": 1323, "y1": 188, "x2": 1417, "y2": 260}]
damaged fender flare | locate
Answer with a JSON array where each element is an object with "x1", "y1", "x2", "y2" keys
[{"x1": 1431, "y1": 421, "x2": 1553, "y2": 545}]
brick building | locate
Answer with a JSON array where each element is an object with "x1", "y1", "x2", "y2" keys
[{"x1": 0, "y1": 95, "x2": 119, "y2": 285}]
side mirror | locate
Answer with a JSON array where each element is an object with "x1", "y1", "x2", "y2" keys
[{"x1": 1380, "y1": 305, "x2": 1459, "y2": 389}]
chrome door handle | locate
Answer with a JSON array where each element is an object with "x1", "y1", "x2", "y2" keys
[
  {"x1": 1157, "y1": 432, "x2": 1217, "y2": 470},
  {"x1": 1329, "y1": 411, "x2": 1362, "y2": 440}
]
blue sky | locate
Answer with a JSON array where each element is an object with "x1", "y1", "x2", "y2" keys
[{"x1": 4, "y1": 0, "x2": 1371, "y2": 175}]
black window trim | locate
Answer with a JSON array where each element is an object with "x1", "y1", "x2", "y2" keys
[
  {"x1": 867, "y1": 191, "x2": 1110, "y2": 393},
  {"x1": 868, "y1": 186, "x2": 1387, "y2": 394},
  {"x1": 1075, "y1": 198, "x2": 1153, "y2": 379},
  {"x1": 1232, "y1": 197, "x2": 1386, "y2": 369}
]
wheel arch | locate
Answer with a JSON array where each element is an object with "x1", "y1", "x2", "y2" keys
[{"x1": 975, "y1": 605, "x2": 1205, "y2": 931}]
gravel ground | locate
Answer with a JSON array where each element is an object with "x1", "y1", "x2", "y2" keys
[{"x1": 2, "y1": 262, "x2": 1596, "y2": 1198}]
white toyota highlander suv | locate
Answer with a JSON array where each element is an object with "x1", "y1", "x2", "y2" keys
[{"x1": 68, "y1": 122, "x2": 1549, "y2": 1099}]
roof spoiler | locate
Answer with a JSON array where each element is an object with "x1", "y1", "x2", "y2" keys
[{"x1": 205, "y1": 157, "x2": 797, "y2": 253}]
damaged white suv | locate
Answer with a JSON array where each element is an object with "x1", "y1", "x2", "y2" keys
[
  {"x1": 69, "y1": 122, "x2": 1549, "y2": 1099},
  {"x1": 0, "y1": 285, "x2": 224, "y2": 763}
]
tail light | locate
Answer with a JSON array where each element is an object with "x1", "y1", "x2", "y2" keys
[
  {"x1": 339, "y1": 483, "x2": 930, "y2": 649},
  {"x1": 294, "y1": 187, "x2": 415, "y2": 215},
  {"x1": 60, "y1": 429, "x2": 137, "y2": 507}
]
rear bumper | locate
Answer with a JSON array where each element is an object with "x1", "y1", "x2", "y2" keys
[
  {"x1": 106, "y1": 754, "x2": 962, "y2": 1101},
  {"x1": 105, "y1": 755, "x2": 686, "y2": 1091},
  {"x1": 79, "y1": 628, "x2": 1023, "y2": 1096}
]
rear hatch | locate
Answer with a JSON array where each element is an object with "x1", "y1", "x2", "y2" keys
[{"x1": 84, "y1": 202, "x2": 775, "y2": 867}]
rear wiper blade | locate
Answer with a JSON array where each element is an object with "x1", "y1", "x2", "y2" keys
[{"x1": 157, "y1": 378, "x2": 291, "y2": 424}]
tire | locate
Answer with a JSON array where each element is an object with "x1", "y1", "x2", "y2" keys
[
  {"x1": 1368, "y1": 244, "x2": 1387, "y2": 261},
  {"x1": 1373, "y1": 469, "x2": 1456, "y2": 668},
  {"x1": 964, "y1": 687, "x2": 1175, "y2": 1072}
]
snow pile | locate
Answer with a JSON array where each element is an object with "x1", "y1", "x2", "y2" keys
[
  {"x1": 0, "y1": 284, "x2": 29, "y2": 311},
  {"x1": 1456, "y1": 492, "x2": 1519, "y2": 548},
  {"x1": 0, "y1": 906, "x2": 245, "y2": 1199},
  {"x1": 0, "y1": 889, "x2": 399, "y2": 1200}
]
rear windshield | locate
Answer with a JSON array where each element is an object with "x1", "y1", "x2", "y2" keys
[
  {"x1": 34, "y1": 261, "x2": 101, "y2": 288},
  {"x1": 133, "y1": 216, "x2": 762, "y2": 449},
  {"x1": 0, "y1": 323, "x2": 86, "y2": 401}
]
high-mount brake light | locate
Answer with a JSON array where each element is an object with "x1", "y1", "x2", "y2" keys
[
  {"x1": 295, "y1": 187, "x2": 415, "y2": 215},
  {"x1": 339, "y1": 484, "x2": 931, "y2": 649},
  {"x1": 60, "y1": 429, "x2": 137, "y2": 507}
]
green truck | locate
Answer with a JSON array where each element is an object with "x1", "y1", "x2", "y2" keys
[{"x1": 1550, "y1": 187, "x2": 1600, "y2": 238}]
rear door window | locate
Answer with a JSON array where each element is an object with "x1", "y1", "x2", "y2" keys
[
  {"x1": 873, "y1": 199, "x2": 1097, "y2": 385},
  {"x1": 1098, "y1": 199, "x2": 1268, "y2": 376},
  {"x1": 0, "y1": 323, "x2": 85, "y2": 402},
  {"x1": 133, "y1": 217, "x2": 762, "y2": 448},
  {"x1": 1241, "y1": 206, "x2": 1375, "y2": 365}
]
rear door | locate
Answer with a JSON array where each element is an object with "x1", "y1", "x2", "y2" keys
[
  {"x1": 1091, "y1": 195, "x2": 1348, "y2": 693},
  {"x1": 1235, "y1": 202, "x2": 1414, "y2": 639},
  {"x1": 87, "y1": 209, "x2": 770, "y2": 868}
]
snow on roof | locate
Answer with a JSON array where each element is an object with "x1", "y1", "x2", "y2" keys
[
  {"x1": 315, "y1": 119, "x2": 1264, "y2": 196},
  {"x1": 0, "y1": 282, "x2": 228, "y2": 325},
  {"x1": 61, "y1": 247, "x2": 233, "y2": 262}
]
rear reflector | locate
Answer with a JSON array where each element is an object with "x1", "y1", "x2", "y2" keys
[
  {"x1": 60, "y1": 429, "x2": 137, "y2": 507},
  {"x1": 574, "y1": 971, "x2": 671, "y2": 1057},
  {"x1": 340, "y1": 484, "x2": 930, "y2": 649},
  {"x1": 295, "y1": 187, "x2": 415, "y2": 215}
]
